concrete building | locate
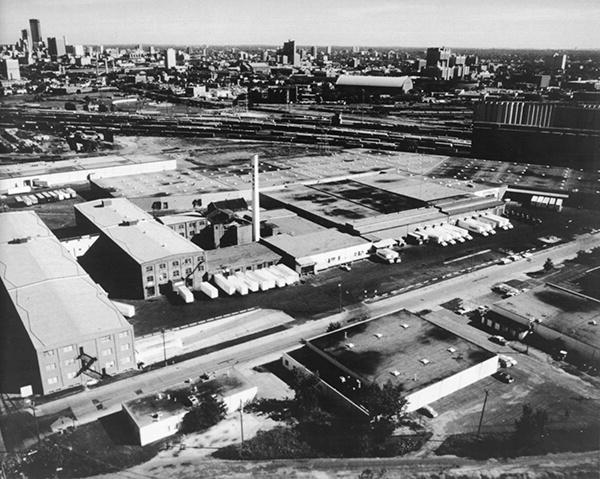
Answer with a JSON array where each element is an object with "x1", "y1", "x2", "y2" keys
[
  {"x1": 282, "y1": 310, "x2": 499, "y2": 414},
  {"x1": 205, "y1": 242, "x2": 281, "y2": 279},
  {"x1": 473, "y1": 101, "x2": 600, "y2": 169},
  {"x1": 29, "y1": 19, "x2": 42, "y2": 45},
  {"x1": 122, "y1": 370, "x2": 257, "y2": 446},
  {"x1": 484, "y1": 283, "x2": 600, "y2": 367},
  {"x1": 74, "y1": 198, "x2": 206, "y2": 299},
  {"x1": 0, "y1": 154, "x2": 176, "y2": 195},
  {"x1": 0, "y1": 211, "x2": 135, "y2": 395},
  {"x1": 157, "y1": 212, "x2": 207, "y2": 240},
  {"x1": 282, "y1": 40, "x2": 299, "y2": 67},
  {"x1": 0, "y1": 59, "x2": 21, "y2": 81},
  {"x1": 47, "y1": 37, "x2": 66, "y2": 58},
  {"x1": 165, "y1": 48, "x2": 176, "y2": 69},
  {"x1": 262, "y1": 229, "x2": 372, "y2": 275}
]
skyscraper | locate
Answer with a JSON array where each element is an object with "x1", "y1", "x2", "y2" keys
[
  {"x1": 47, "y1": 37, "x2": 66, "y2": 58},
  {"x1": 29, "y1": 19, "x2": 42, "y2": 44},
  {"x1": 282, "y1": 40, "x2": 300, "y2": 67},
  {"x1": 165, "y1": 48, "x2": 176, "y2": 69},
  {"x1": 1, "y1": 59, "x2": 21, "y2": 81}
]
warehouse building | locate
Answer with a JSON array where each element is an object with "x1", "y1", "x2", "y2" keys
[
  {"x1": 156, "y1": 212, "x2": 207, "y2": 240},
  {"x1": 0, "y1": 154, "x2": 175, "y2": 195},
  {"x1": 335, "y1": 75, "x2": 414, "y2": 100},
  {"x1": 74, "y1": 198, "x2": 206, "y2": 300},
  {"x1": 282, "y1": 310, "x2": 499, "y2": 414},
  {"x1": 205, "y1": 243, "x2": 282, "y2": 279},
  {"x1": 123, "y1": 370, "x2": 257, "y2": 446},
  {"x1": 0, "y1": 211, "x2": 135, "y2": 395},
  {"x1": 262, "y1": 229, "x2": 372, "y2": 274},
  {"x1": 483, "y1": 283, "x2": 600, "y2": 367}
]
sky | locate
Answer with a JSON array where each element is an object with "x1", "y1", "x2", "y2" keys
[{"x1": 1, "y1": 0, "x2": 598, "y2": 49}]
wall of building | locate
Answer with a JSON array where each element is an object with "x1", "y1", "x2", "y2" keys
[
  {"x1": 0, "y1": 158, "x2": 176, "y2": 194},
  {"x1": 140, "y1": 252, "x2": 205, "y2": 299},
  {"x1": 299, "y1": 242, "x2": 372, "y2": 273},
  {"x1": 403, "y1": 355, "x2": 499, "y2": 412},
  {"x1": 123, "y1": 405, "x2": 186, "y2": 447},
  {"x1": 222, "y1": 387, "x2": 258, "y2": 414}
]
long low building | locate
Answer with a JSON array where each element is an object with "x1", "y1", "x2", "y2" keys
[
  {"x1": 0, "y1": 211, "x2": 135, "y2": 395},
  {"x1": 283, "y1": 310, "x2": 499, "y2": 414},
  {"x1": 0, "y1": 154, "x2": 176, "y2": 194},
  {"x1": 205, "y1": 243, "x2": 282, "y2": 279},
  {"x1": 75, "y1": 198, "x2": 206, "y2": 300},
  {"x1": 262, "y1": 229, "x2": 372, "y2": 275}
]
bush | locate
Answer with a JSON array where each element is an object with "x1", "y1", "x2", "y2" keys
[
  {"x1": 180, "y1": 394, "x2": 227, "y2": 434},
  {"x1": 327, "y1": 321, "x2": 342, "y2": 332}
]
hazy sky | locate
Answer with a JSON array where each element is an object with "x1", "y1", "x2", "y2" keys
[{"x1": 1, "y1": 0, "x2": 598, "y2": 49}]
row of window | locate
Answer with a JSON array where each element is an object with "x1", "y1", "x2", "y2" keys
[
  {"x1": 145, "y1": 268, "x2": 194, "y2": 284},
  {"x1": 47, "y1": 356, "x2": 131, "y2": 385},
  {"x1": 145, "y1": 258, "x2": 195, "y2": 274},
  {"x1": 41, "y1": 332, "x2": 130, "y2": 358}
]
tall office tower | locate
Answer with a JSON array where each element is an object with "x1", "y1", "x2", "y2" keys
[
  {"x1": 47, "y1": 37, "x2": 66, "y2": 58},
  {"x1": 326, "y1": 45, "x2": 332, "y2": 55},
  {"x1": 29, "y1": 19, "x2": 42, "y2": 44},
  {"x1": 1, "y1": 59, "x2": 21, "y2": 80},
  {"x1": 282, "y1": 40, "x2": 296, "y2": 65},
  {"x1": 352, "y1": 45, "x2": 360, "y2": 54},
  {"x1": 310, "y1": 45, "x2": 317, "y2": 57},
  {"x1": 165, "y1": 48, "x2": 176, "y2": 69},
  {"x1": 20, "y1": 29, "x2": 30, "y2": 49},
  {"x1": 560, "y1": 54, "x2": 567, "y2": 70}
]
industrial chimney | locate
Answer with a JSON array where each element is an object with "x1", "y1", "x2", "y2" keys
[{"x1": 252, "y1": 154, "x2": 260, "y2": 241}]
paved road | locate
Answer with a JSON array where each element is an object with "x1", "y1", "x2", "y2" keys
[{"x1": 35, "y1": 231, "x2": 600, "y2": 428}]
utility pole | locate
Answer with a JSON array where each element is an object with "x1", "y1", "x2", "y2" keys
[
  {"x1": 239, "y1": 399, "x2": 245, "y2": 454},
  {"x1": 477, "y1": 389, "x2": 489, "y2": 436},
  {"x1": 161, "y1": 328, "x2": 167, "y2": 366},
  {"x1": 338, "y1": 282, "x2": 342, "y2": 313}
]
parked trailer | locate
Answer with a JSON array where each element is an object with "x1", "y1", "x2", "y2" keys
[
  {"x1": 486, "y1": 213, "x2": 513, "y2": 229},
  {"x1": 198, "y1": 281, "x2": 218, "y2": 299},
  {"x1": 65, "y1": 187, "x2": 77, "y2": 198},
  {"x1": 111, "y1": 300, "x2": 136, "y2": 318},
  {"x1": 267, "y1": 266, "x2": 295, "y2": 286},
  {"x1": 445, "y1": 224, "x2": 473, "y2": 241},
  {"x1": 227, "y1": 275, "x2": 249, "y2": 296},
  {"x1": 427, "y1": 227, "x2": 451, "y2": 247},
  {"x1": 457, "y1": 219, "x2": 489, "y2": 236},
  {"x1": 213, "y1": 273, "x2": 236, "y2": 296},
  {"x1": 257, "y1": 268, "x2": 286, "y2": 288},
  {"x1": 375, "y1": 248, "x2": 402, "y2": 263},
  {"x1": 48, "y1": 191, "x2": 60, "y2": 201},
  {"x1": 26, "y1": 194, "x2": 38, "y2": 204},
  {"x1": 246, "y1": 270, "x2": 274, "y2": 291},
  {"x1": 176, "y1": 284, "x2": 195, "y2": 303},
  {"x1": 272, "y1": 265, "x2": 299, "y2": 284},
  {"x1": 471, "y1": 218, "x2": 496, "y2": 234},
  {"x1": 406, "y1": 232, "x2": 424, "y2": 245},
  {"x1": 235, "y1": 272, "x2": 259, "y2": 292}
]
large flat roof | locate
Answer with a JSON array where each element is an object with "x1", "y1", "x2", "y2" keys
[
  {"x1": 336, "y1": 75, "x2": 413, "y2": 89},
  {"x1": 75, "y1": 198, "x2": 203, "y2": 264},
  {"x1": 491, "y1": 284, "x2": 600, "y2": 348},
  {"x1": 291, "y1": 310, "x2": 494, "y2": 395},
  {"x1": 262, "y1": 230, "x2": 370, "y2": 259},
  {"x1": 0, "y1": 211, "x2": 131, "y2": 351},
  {"x1": 205, "y1": 243, "x2": 281, "y2": 272}
]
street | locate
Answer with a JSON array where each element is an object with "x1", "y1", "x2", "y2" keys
[{"x1": 32, "y1": 230, "x2": 600, "y2": 429}]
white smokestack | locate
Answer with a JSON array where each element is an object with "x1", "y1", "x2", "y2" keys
[{"x1": 252, "y1": 154, "x2": 260, "y2": 241}]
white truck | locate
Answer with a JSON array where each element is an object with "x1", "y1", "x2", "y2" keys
[
  {"x1": 375, "y1": 248, "x2": 401, "y2": 263},
  {"x1": 198, "y1": 281, "x2": 219, "y2": 299},
  {"x1": 457, "y1": 218, "x2": 490, "y2": 236}
]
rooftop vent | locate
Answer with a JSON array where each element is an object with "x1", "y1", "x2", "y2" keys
[
  {"x1": 101, "y1": 199, "x2": 112, "y2": 207},
  {"x1": 447, "y1": 347, "x2": 456, "y2": 353},
  {"x1": 120, "y1": 219, "x2": 139, "y2": 226},
  {"x1": 420, "y1": 358, "x2": 430, "y2": 365},
  {"x1": 374, "y1": 333, "x2": 383, "y2": 339},
  {"x1": 390, "y1": 370, "x2": 400, "y2": 377},
  {"x1": 345, "y1": 342, "x2": 355, "y2": 349},
  {"x1": 401, "y1": 323, "x2": 409, "y2": 329}
]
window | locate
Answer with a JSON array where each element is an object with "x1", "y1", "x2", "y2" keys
[
  {"x1": 159, "y1": 263, "x2": 166, "y2": 269},
  {"x1": 184, "y1": 268, "x2": 191, "y2": 275},
  {"x1": 100, "y1": 335, "x2": 111, "y2": 343},
  {"x1": 172, "y1": 270, "x2": 180, "y2": 278},
  {"x1": 65, "y1": 358, "x2": 75, "y2": 366},
  {"x1": 172, "y1": 260, "x2": 179, "y2": 267},
  {"x1": 121, "y1": 343, "x2": 130, "y2": 351},
  {"x1": 158, "y1": 273, "x2": 167, "y2": 282},
  {"x1": 146, "y1": 275, "x2": 154, "y2": 283},
  {"x1": 184, "y1": 258, "x2": 192, "y2": 265},
  {"x1": 47, "y1": 377, "x2": 58, "y2": 385},
  {"x1": 63, "y1": 345, "x2": 73, "y2": 353},
  {"x1": 118, "y1": 331, "x2": 129, "y2": 339},
  {"x1": 122, "y1": 356, "x2": 131, "y2": 364},
  {"x1": 145, "y1": 286, "x2": 156, "y2": 297},
  {"x1": 102, "y1": 348, "x2": 113, "y2": 356},
  {"x1": 67, "y1": 372, "x2": 77, "y2": 379},
  {"x1": 45, "y1": 363, "x2": 56, "y2": 371},
  {"x1": 162, "y1": 202, "x2": 168, "y2": 209},
  {"x1": 145, "y1": 265, "x2": 153, "y2": 273},
  {"x1": 43, "y1": 350, "x2": 55, "y2": 358}
]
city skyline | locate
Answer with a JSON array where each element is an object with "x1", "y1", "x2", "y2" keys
[{"x1": 1, "y1": 0, "x2": 599, "y2": 50}]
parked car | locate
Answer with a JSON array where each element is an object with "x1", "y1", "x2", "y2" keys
[
  {"x1": 493, "y1": 371, "x2": 515, "y2": 383},
  {"x1": 418, "y1": 405, "x2": 439, "y2": 418},
  {"x1": 187, "y1": 394, "x2": 200, "y2": 407},
  {"x1": 499, "y1": 355, "x2": 518, "y2": 368},
  {"x1": 489, "y1": 335, "x2": 508, "y2": 346}
]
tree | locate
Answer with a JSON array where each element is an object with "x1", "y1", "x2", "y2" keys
[
  {"x1": 514, "y1": 403, "x2": 548, "y2": 450},
  {"x1": 180, "y1": 393, "x2": 227, "y2": 434},
  {"x1": 543, "y1": 258, "x2": 554, "y2": 272}
]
